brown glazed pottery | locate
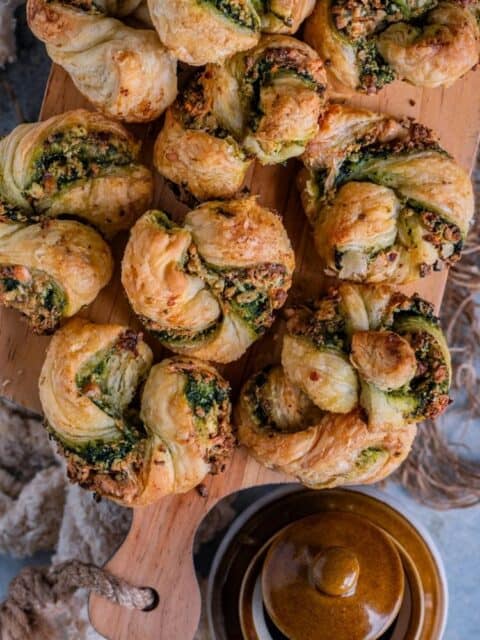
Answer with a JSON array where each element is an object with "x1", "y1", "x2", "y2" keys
[
  {"x1": 207, "y1": 487, "x2": 447, "y2": 640},
  {"x1": 262, "y1": 512, "x2": 405, "y2": 640}
]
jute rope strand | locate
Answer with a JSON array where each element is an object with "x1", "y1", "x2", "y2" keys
[{"x1": 0, "y1": 560, "x2": 156, "y2": 640}]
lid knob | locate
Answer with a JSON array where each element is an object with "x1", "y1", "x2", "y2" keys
[{"x1": 311, "y1": 546, "x2": 360, "y2": 597}]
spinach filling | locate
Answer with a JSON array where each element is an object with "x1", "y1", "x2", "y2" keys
[
  {"x1": 393, "y1": 324, "x2": 450, "y2": 419},
  {"x1": 412, "y1": 207, "x2": 463, "y2": 268},
  {"x1": 149, "y1": 321, "x2": 220, "y2": 348},
  {"x1": 0, "y1": 264, "x2": 66, "y2": 333},
  {"x1": 75, "y1": 331, "x2": 144, "y2": 419},
  {"x1": 201, "y1": 0, "x2": 260, "y2": 30},
  {"x1": 182, "y1": 365, "x2": 232, "y2": 466},
  {"x1": 389, "y1": 293, "x2": 437, "y2": 324},
  {"x1": 176, "y1": 75, "x2": 247, "y2": 155},
  {"x1": 178, "y1": 76, "x2": 224, "y2": 135},
  {"x1": 185, "y1": 370, "x2": 229, "y2": 421},
  {"x1": 315, "y1": 140, "x2": 460, "y2": 272},
  {"x1": 355, "y1": 446, "x2": 387, "y2": 470},
  {"x1": 332, "y1": 139, "x2": 445, "y2": 191},
  {"x1": 330, "y1": 0, "x2": 439, "y2": 90},
  {"x1": 77, "y1": 417, "x2": 144, "y2": 468},
  {"x1": 333, "y1": 244, "x2": 393, "y2": 273},
  {"x1": 286, "y1": 297, "x2": 349, "y2": 352},
  {"x1": 152, "y1": 259, "x2": 288, "y2": 344},
  {"x1": 332, "y1": 0, "x2": 437, "y2": 35},
  {"x1": 370, "y1": 303, "x2": 450, "y2": 419},
  {"x1": 331, "y1": 0, "x2": 429, "y2": 39},
  {"x1": 246, "y1": 54, "x2": 321, "y2": 92},
  {"x1": 313, "y1": 168, "x2": 329, "y2": 199},
  {"x1": 244, "y1": 49, "x2": 325, "y2": 133},
  {"x1": 150, "y1": 209, "x2": 178, "y2": 233},
  {"x1": 247, "y1": 368, "x2": 272, "y2": 426},
  {"x1": 210, "y1": 262, "x2": 289, "y2": 335},
  {"x1": 148, "y1": 212, "x2": 289, "y2": 343},
  {"x1": 355, "y1": 38, "x2": 396, "y2": 92},
  {"x1": 24, "y1": 126, "x2": 135, "y2": 207},
  {"x1": 395, "y1": 204, "x2": 463, "y2": 277},
  {"x1": 72, "y1": 332, "x2": 149, "y2": 469}
]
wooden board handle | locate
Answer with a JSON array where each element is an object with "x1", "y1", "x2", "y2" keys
[{"x1": 89, "y1": 449, "x2": 286, "y2": 639}]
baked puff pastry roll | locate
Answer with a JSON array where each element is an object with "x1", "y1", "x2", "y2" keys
[
  {"x1": 148, "y1": 0, "x2": 316, "y2": 66},
  {"x1": 212, "y1": 36, "x2": 327, "y2": 164},
  {"x1": 147, "y1": 0, "x2": 262, "y2": 65},
  {"x1": 27, "y1": 0, "x2": 177, "y2": 122},
  {"x1": 299, "y1": 104, "x2": 474, "y2": 284},
  {"x1": 236, "y1": 284, "x2": 452, "y2": 487},
  {"x1": 121, "y1": 197, "x2": 295, "y2": 363},
  {"x1": 236, "y1": 367, "x2": 417, "y2": 488},
  {"x1": 0, "y1": 220, "x2": 112, "y2": 333},
  {"x1": 154, "y1": 36, "x2": 327, "y2": 199},
  {"x1": 39, "y1": 318, "x2": 234, "y2": 506},
  {"x1": 304, "y1": 0, "x2": 480, "y2": 92},
  {"x1": 0, "y1": 110, "x2": 153, "y2": 237},
  {"x1": 281, "y1": 284, "x2": 452, "y2": 427},
  {"x1": 153, "y1": 72, "x2": 253, "y2": 202}
]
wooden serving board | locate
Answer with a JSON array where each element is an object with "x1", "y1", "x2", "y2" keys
[{"x1": 0, "y1": 64, "x2": 479, "y2": 640}]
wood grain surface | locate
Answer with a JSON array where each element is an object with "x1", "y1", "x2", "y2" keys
[{"x1": 0, "y1": 63, "x2": 479, "y2": 640}]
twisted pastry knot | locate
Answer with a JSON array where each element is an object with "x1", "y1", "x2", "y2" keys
[
  {"x1": 154, "y1": 35, "x2": 327, "y2": 201},
  {"x1": 0, "y1": 109, "x2": 153, "y2": 236},
  {"x1": 236, "y1": 284, "x2": 452, "y2": 488},
  {"x1": 305, "y1": 0, "x2": 480, "y2": 91},
  {"x1": 299, "y1": 104, "x2": 474, "y2": 284},
  {"x1": 148, "y1": 0, "x2": 316, "y2": 65},
  {"x1": 0, "y1": 220, "x2": 112, "y2": 333},
  {"x1": 39, "y1": 318, "x2": 234, "y2": 506},
  {"x1": 27, "y1": 0, "x2": 177, "y2": 121},
  {"x1": 122, "y1": 197, "x2": 295, "y2": 363},
  {"x1": 0, "y1": 109, "x2": 153, "y2": 331}
]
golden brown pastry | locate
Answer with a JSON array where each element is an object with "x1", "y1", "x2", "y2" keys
[
  {"x1": 236, "y1": 368, "x2": 416, "y2": 488},
  {"x1": 0, "y1": 109, "x2": 153, "y2": 237},
  {"x1": 212, "y1": 35, "x2": 327, "y2": 164},
  {"x1": 148, "y1": 0, "x2": 317, "y2": 66},
  {"x1": 283, "y1": 284, "x2": 452, "y2": 426},
  {"x1": 153, "y1": 74, "x2": 253, "y2": 202},
  {"x1": 121, "y1": 197, "x2": 295, "y2": 363},
  {"x1": 236, "y1": 283, "x2": 452, "y2": 487},
  {"x1": 154, "y1": 35, "x2": 327, "y2": 199},
  {"x1": 299, "y1": 104, "x2": 474, "y2": 283},
  {"x1": 39, "y1": 318, "x2": 234, "y2": 506},
  {"x1": 147, "y1": 0, "x2": 262, "y2": 65},
  {"x1": 27, "y1": 0, "x2": 177, "y2": 122},
  {"x1": 0, "y1": 220, "x2": 112, "y2": 333},
  {"x1": 304, "y1": 0, "x2": 480, "y2": 92}
]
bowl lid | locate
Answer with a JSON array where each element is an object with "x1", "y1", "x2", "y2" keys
[{"x1": 262, "y1": 511, "x2": 405, "y2": 640}]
